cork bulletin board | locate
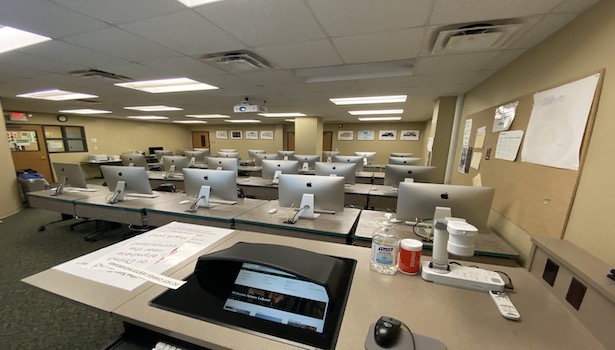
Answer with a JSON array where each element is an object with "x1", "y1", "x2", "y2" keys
[{"x1": 451, "y1": 70, "x2": 604, "y2": 239}]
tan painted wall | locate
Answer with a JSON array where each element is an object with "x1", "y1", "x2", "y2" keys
[
  {"x1": 459, "y1": 0, "x2": 615, "y2": 265},
  {"x1": 0, "y1": 101, "x2": 24, "y2": 218},
  {"x1": 191, "y1": 124, "x2": 284, "y2": 160},
  {"x1": 295, "y1": 117, "x2": 323, "y2": 155}
]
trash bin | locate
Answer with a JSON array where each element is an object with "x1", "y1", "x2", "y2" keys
[{"x1": 17, "y1": 172, "x2": 50, "y2": 206}]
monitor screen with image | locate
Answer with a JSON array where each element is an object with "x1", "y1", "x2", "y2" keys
[
  {"x1": 262, "y1": 160, "x2": 299, "y2": 179},
  {"x1": 255, "y1": 153, "x2": 279, "y2": 167},
  {"x1": 354, "y1": 152, "x2": 376, "y2": 164},
  {"x1": 248, "y1": 149, "x2": 266, "y2": 161},
  {"x1": 292, "y1": 154, "x2": 320, "y2": 170},
  {"x1": 162, "y1": 156, "x2": 190, "y2": 173},
  {"x1": 388, "y1": 156, "x2": 422, "y2": 165},
  {"x1": 384, "y1": 165, "x2": 437, "y2": 186},
  {"x1": 154, "y1": 150, "x2": 174, "y2": 161},
  {"x1": 120, "y1": 153, "x2": 149, "y2": 168},
  {"x1": 183, "y1": 168, "x2": 238, "y2": 203},
  {"x1": 184, "y1": 150, "x2": 208, "y2": 164},
  {"x1": 278, "y1": 174, "x2": 345, "y2": 213},
  {"x1": 332, "y1": 155, "x2": 364, "y2": 172},
  {"x1": 315, "y1": 162, "x2": 356, "y2": 185},
  {"x1": 52, "y1": 162, "x2": 88, "y2": 189},
  {"x1": 100, "y1": 165, "x2": 153, "y2": 195},
  {"x1": 396, "y1": 182, "x2": 495, "y2": 229},
  {"x1": 206, "y1": 157, "x2": 239, "y2": 173}
]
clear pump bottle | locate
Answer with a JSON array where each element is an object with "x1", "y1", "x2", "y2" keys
[{"x1": 370, "y1": 215, "x2": 400, "y2": 274}]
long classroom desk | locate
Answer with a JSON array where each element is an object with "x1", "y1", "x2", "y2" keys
[
  {"x1": 27, "y1": 185, "x2": 109, "y2": 216},
  {"x1": 22, "y1": 228, "x2": 607, "y2": 350}
]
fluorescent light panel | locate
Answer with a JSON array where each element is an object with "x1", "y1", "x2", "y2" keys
[
  {"x1": 175, "y1": 0, "x2": 226, "y2": 8},
  {"x1": 224, "y1": 119, "x2": 261, "y2": 123},
  {"x1": 348, "y1": 109, "x2": 403, "y2": 115},
  {"x1": 186, "y1": 114, "x2": 230, "y2": 119},
  {"x1": 330, "y1": 95, "x2": 407, "y2": 105},
  {"x1": 258, "y1": 113, "x2": 306, "y2": 117},
  {"x1": 358, "y1": 117, "x2": 402, "y2": 121},
  {"x1": 124, "y1": 105, "x2": 183, "y2": 111},
  {"x1": 173, "y1": 120, "x2": 207, "y2": 124},
  {"x1": 18, "y1": 89, "x2": 98, "y2": 101},
  {"x1": 59, "y1": 109, "x2": 111, "y2": 114},
  {"x1": 114, "y1": 78, "x2": 218, "y2": 93},
  {"x1": 127, "y1": 116, "x2": 168, "y2": 120},
  {"x1": 0, "y1": 25, "x2": 51, "y2": 54}
]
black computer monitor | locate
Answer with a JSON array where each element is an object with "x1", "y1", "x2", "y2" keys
[
  {"x1": 183, "y1": 168, "x2": 238, "y2": 203},
  {"x1": 384, "y1": 165, "x2": 437, "y2": 186},
  {"x1": 148, "y1": 146, "x2": 164, "y2": 155},
  {"x1": 314, "y1": 162, "x2": 356, "y2": 185},
  {"x1": 278, "y1": 174, "x2": 345, "y2": 213},
  {"x1": 332, "y1": 155, "x2": 364, "y2": 172},
  {"x1": 261, "y1": 160, "x2": 299, "y2": 179}
]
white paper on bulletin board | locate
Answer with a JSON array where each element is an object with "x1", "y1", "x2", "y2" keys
[{"x1": 521, "y1": 73, "x2": 600, "y2": 170}]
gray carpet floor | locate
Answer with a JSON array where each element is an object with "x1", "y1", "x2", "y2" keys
[{"x1": 0, "y1": 206, "x2": 126, "y2": 349}]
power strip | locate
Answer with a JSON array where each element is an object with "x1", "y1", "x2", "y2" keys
[{"x1": 421, "y1": 261, "x2": 505, "y2": 292}]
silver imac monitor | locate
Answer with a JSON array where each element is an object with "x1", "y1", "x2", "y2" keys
[
  {"x1": 396, "y1": 182, "x2": 495, "y2": 229},
  {"x1": 277, "y1": 150, "x2": 295, "y2": 159},
  {"x1": 292, "y1": 154, "x2": 320, "y2": 170},
  {"x1": 247, "y1": 149, "x2": 266, "y2": 161},
  {"x1": 390, "y1": 152, "x2": 414, "y2": 157},
  {"x1": 314, "y1": 162, "x2": 356, "y2": 185},
  {"x1": 354, "y1": 152, "x2": 376, "y2": 164},
  {"x1": 322, "y1": 151, "x2": 340, "y2": 161},
  {"x1": 206, "y1": 157, "x2": 239, "y2": 173},
  {"x1": 100, "y1": 165, "x2": 153, "y2": 198},
  {"x1": 183, "y1": 168, "x2": 238, "y2": 203},
  {"x1": 154, "y1": 150, "x2": 174, "y2": 162},
  {"x1": 388, "y1": 156, "x2": 422, "y2": 165},
  {"x1": 261, "y1": 160, "x2": 299, "y2": 179},
  {"x1": 255, "y1": 153, "x2": 279, "y2": 167},
  {"x1": 384, "y1": 165, "x2": 437, "y2": 186},
  {"x1": 194, "y1": 148, "x2": 211, "y2": 157},
  {"x1": 162, "y1": 156, "x2": 190, "y2": 173},
  {"x1": 278, "y1": 174, "x2": 345, "y2": 213},
  {"x1": 332, "y1": 155, "x2": 364, "y2": 172},
  {"x1": 219, "y1": 149, "x2": 236, "y2": 152},
  {"x1": 217, "y1": 151, "x2": 240, "y2": 159},
  {"x1": 52, "y1": 162, "x2": 88, "y2": 189},
  {"x1": 120, "y1": 153, "x2": 149, "y2": 168},
  {"x1": 184, "y1": 150, "x2": 208, "y2": 164}
]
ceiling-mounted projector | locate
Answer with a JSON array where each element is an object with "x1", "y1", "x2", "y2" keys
[{"x1": 234, "y1": 100, "x2": 267, "y2": 113}]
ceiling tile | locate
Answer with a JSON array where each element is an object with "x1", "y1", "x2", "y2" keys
[
  {"x1": 144, "y1": 57, "x2": 228, "y2": 79},
  {"x1": 256, "y1": 40, "x2": 343, "y2": 69},
  {"x1": 510, "y1": 13, "x2": 578, "y2": 49},
  {"x1": 18, "y1": 40, "x2": 131, "y2": 69},
  {"x1": 414, "y1": 51, "x2": 502, "y2": 75},
  {"x1": 333, "y1": 28, "x2": 424, "y2": 64},
  {"x1": 482, "y1": 49, "x2": 526, "y2": 70},
  {"x1": 429, "y1": 0, "x2": 561, "y2": 25},
  {"x1": 50, "y1": 0, "x2": 185, "y2": 24}
]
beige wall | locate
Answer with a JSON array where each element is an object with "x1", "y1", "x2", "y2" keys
[
  {"x1": 458, "y1": 0, "x2": 615, "y2": 265},
  {"x1": 295, "y1": 117, "x2": 323, "y2": 155},
  {"x1": 0, "y1": 101, "x2": 24, "y2": 218},
  {"x1": 191, "y1": 124, "x2": 284, "y2": 160}
]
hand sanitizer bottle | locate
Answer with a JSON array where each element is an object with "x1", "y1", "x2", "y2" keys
[{"x1": 370, "y1": 215, "x2": 400, "y2": 274}]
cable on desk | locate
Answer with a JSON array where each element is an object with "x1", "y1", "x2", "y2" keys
[
  {"x1": 413, "y1": 219, "x2": 433, "y2": 242},
  {"x1": 400, "y1": 321, "x2": 416, "y2": 350}
]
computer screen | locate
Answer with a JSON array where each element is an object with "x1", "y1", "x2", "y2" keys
[
  {"x1": 120, "y1": 153, "x2": 149, "y2": 168},
  {"x1": 314, "y1": 162, "x2": 356, "y2": 185},
  {"x1": 247, "y1": 149, "x2": 266, "y2": 161},
  {"x1": 255, "y1": 153, "x2": 279, "y2": 167},
  {"x1": 148, "y1": 146, "x2": 164, "y2": 155},
  {"x1": 184, "y1": 150, "x2": 208, "y2": 164},
  {"x1": 384, "y1": 165, "x2": 437, "y2": 185},
  {"x1": 396, "y1": 182, "x2": 495, "y2": 229},
  {"x1": 154, "y1": 150, "x2": 174, "y2": 161},
  {"x1": 261, "y1": 160, "x2": 299, "y2": 179},
  {"x1": 388, "y1": 156, "x2": 422, "y2": 165},
  {"x1": 278, "y1": 174, "x2": 345, "y2": 213},
  {"x1": 292, "y1": 154, "x2": 320, "y2": 170},
  {"x1": 162, "y1": 156, "x2": 190, "y2": 173},
  {"x1": 353, "y1": 152, "x2": 376, "y2": 164},
  {"x1": 183, "y1": 168, "x2": 238, "y2": 202},
  {"x1": 206, "y1": 157, "x2": 239, "y2": 173},
  {"x1": 390, "y1": 152, "x2": 414, "y2": 157},
  {"x1": 100, "y1": 165, "x2": 153, "y2": 195},
  {"x1": 52, "y1": 162, "x2": 88, "y2": 189},
  {"x1": 332, "y1": 155, "x2": 364, "y2": 172}
]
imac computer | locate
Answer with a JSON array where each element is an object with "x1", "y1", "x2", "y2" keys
[
  {"x1": 314, "y1": 162, "x2": 356, "y2": 185},
  {"x1": 254, "y1": 153, "x2": 279, "y2": 167},
  {"x1": 194, "y1": 148, "x2": 211, "y2": 156},
  {"x1": 388, "y1": 156, "x2": 422, "y2": 165},
  {"x1": 100, "y1": 165, "x2": 156, "y2": 203},
  {"x1": 396, "y1": 182, "x2": 495, "y2": 230},
  {"x1": 162, "y1": 156, "x2": 190, "y2": 178},
  {"x1": 261, "y1": 160, "x2": 299, "y2": 181},
  {"x1": 332, "y1": 155, "x2": 364, "y2": 172},
  {"x1": 52, "y1": 162, "x2": 89, "y2": 194},
  {"x1": 148, "y1": 146, "x2": 163, "y2": 155},
  {"x1": 184, "y1": 150, "x2": 208, "y2": 165},
  {"x1": 219, "y1": 149, "x2": 236, "y2": 152},
  {"x1": 322, "y1": 151, "x2": 340, "y2": 162},
  {"x1": 183, "y1": 168, "x2": 238, "y2": 208},
  {"x1": 384, "y1": 165, "x2": 437, "y2": 187},
  {"x1": 278, "y1": 174, "x2": 345, "y2": 215},
  {"x1": 292, "y1": 154, "x2": 320, "y2": 170},
  {"x1": 206, "y1": 157, "x2": 239, "y2": 173},
  {"x1": 154, "y1": 150, "x2": 174, "y2": 162},
  {"x1": 217, "y1": 151, "x2": 240, "y2": 159},
  {"x1": 120, "y1": 153, "x2": 149, "y2": 168},
  {"x1": 277, "y1": 150, "x2": 295, "y2": 160},
  {"x1": 354, "y1": 152, "x2": 376, "y2": 165},
  {"x1": 247, "y1": 149, "x2": 266, "y2": 161},
  {"x1": 390, "y1": 152, "x2": 414, "y2": 157}
]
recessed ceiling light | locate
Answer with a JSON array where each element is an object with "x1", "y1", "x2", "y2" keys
[
  {"x1": 186, "y1": 114, "x2": 230, "y2": 119},
  {"x1": 258, "y1": 113, "x2": 306, "y2": 118},
  {"x1": 114, "y1": 78, "x2": 218, "y2": 94},
  {"x1": 358, "y1": 117, "x2": 402, "y2": 121},
  {"x1": 224, "y1": 119, "x2": 261, "y2": 123},
  {"x1": 58, "y1": 109, "x2": 111, "y2": 115},
  {"x1": 18, "y1": 89, "x2": 98, "y2": 101},
  {"x1": 174, "y1": 0, "x2": 226, "y2": 8},
  {"x1": 173, "y1": 120, "x2": 207, "y2": 124},
  {"x1": 126, "y1": 116, "x2": 169, "y2": 120},
  {"x1": 348, "y1": 109, "x2": 403, "y2": 116},
  {"x1": 0, "y1": 25, "x2": 51, "y2": 54},
  {"x1": 124, "y1": 105, "x2": 183, "y2": 112},
  {"x1": 330, "y1": 95, "x2": 407, "y2": 105}
]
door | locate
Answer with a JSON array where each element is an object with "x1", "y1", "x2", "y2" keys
[
  {"x1": 323, "y1": 131, "x2": 333, "y2": 151},
  {"x1": 287, "y1": 132, "x2": 295, "y2": 151},
  {"x1": 192, "y1": 131, "x2": 210, "y2": 149},
  {"x1": 7, "y1": 124, "x2": 54, "y2": 180}
]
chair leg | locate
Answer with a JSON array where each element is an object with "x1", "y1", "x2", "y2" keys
[{"x1": 38, "y1": 213, "x2": 74, "y2": 232}]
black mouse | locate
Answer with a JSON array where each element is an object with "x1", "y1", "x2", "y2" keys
[{"x1": 374, "y1": 316, "x2": 401, "y2": 348}]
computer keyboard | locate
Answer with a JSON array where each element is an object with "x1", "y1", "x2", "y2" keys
[
  {"x1": 66, "y1": 187, "x2": 98, "y2": 192},
  {"x1": 125, "y1": 193, "x2": 160, "y2": 198},
  {"x1": 152, "y1": 341, "x2": 184, "y2": 350}
]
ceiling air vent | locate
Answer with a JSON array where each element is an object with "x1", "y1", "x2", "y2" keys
[
  {"x1": 432, "y1": 21, "x2": 523, "y2": 53},
  {"x1": 69, "y1": 69, "x2": 132, "y2": 82},
  {"x1": 202, "y1": 50, "x2": 272, "y2": 72}
]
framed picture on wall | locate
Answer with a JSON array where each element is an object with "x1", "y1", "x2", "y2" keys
[
  {"x1": 231, "y1": 130, "x2": 243, "y2": 139},
  {"x1": 260, "y1": 130, "x2": 274, "y2": 140},
  {"x1": 378, "y1": 130, "x2": 397, "y2": 141},
  {"x1": 337, "y1": 130, "x2": 354, "y2": 141},
  {"x1": 246, "y1": 130, "x2": 258, "y2": 140},
  {"x1": 400, "y1": 130, "x2": 420, "y2": 141},
  {"x1": 357, "y1": 130, "x2": 374, "y2": 141},
  {"x1": 216, "y1": 130, "x2": 228, "y2": 139}
]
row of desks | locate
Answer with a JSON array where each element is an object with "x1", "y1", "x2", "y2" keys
[{"x1": 28, "y1": 185, "x2": 519, "y2": 265}]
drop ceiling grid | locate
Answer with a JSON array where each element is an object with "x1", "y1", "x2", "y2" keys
[
  {"x1": 429, "y1": 0, "x2": 563, "y2": 25},
  {"x1": 254, "y1": 39, "x2": 343, "y2": 69},
  {"x1": 49, "y1": 0, "x2": 185, "y2": 25},
  {"x1": 331, "y1": 27, "x2": 425, "y2": 64}
]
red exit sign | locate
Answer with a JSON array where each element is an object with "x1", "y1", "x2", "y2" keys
[{"x1": 9, "y1": 112, "x2": 28, "y2": 121}]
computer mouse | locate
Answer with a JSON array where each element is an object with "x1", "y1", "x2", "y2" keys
[
  {"x1": 268, "y1": 208, "x2": 277, "y2": 214},
  {"x1": 374, "y1": 316, "x2": 401, "y2": 348}
]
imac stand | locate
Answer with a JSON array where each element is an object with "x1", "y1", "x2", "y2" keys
[
  {"x1": 188, "y1": 157, "x2": 196, "y2": 166},
  {"x1": 271, "y1": 170, "x2": 282, "y2": 185},
  {"x1": 299, "y1": 193, "x2": 318, "y2": 219},
  {"x1": 53, "y1": 176, "x2": 67, "y2": 196},
  {"x1": 187, "y1": 185, "x2": 211, "y2": 212},
  {"x1": 108, "y1": 181, "x2": 126, "y2": 203},
  {"x1": 165, "y1": 165, "x2": 176, "y2": 179},
  {"x1": 301, "y1": 162, "x2": 309, "y2": 172}
]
